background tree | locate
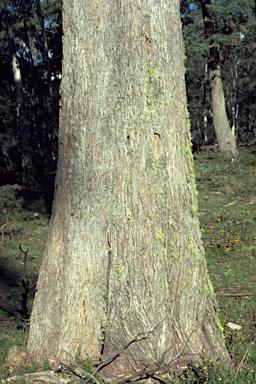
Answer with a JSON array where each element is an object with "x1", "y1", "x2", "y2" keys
[
  {"x1": 27, "y1": 0, "x2": 230, "y2": 379},
  {"x1": 182, "y1": 0, "x2": 256, "y2": 151},
  {"x1": 223, "y1": 11, "x2": 256, "y2": 138},
  {"x1": 181, "y1": 2, "x2": 213, "y2": 145},
  {"x1": 199, "y1": 0, "x2": 238, "y2": 159}
]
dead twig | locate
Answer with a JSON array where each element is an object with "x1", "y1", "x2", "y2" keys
[
  {"x1": 115, "y1": 314, "x2": 216, "y2": 384},
  {"x1": 60, "y1": 321, "x2": 167, "y2": 384},
  {"x1": 86, "y1": 318, "x2": 166, "y2": 382},
  {"x1": 216, "y1": 293, "x2": 252, "y2": 297},
  {"x1": 62, "y1": 317, "x2": 207, "y2": 384},
  {"x1": 61, "y1": 362, "x2": 101, "y2": 384}
]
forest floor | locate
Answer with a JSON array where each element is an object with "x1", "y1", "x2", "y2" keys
[{"x1": 0, "y1": 147, "x2": 255, "y2": 383}]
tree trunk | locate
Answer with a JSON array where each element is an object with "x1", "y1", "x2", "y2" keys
[
  {"x1": 208, "y1": 47, "x2": 237, "y2": 159},
  {"x1": 27, "y1": 0, "x2": 230, "y2": 379},
  {"x1": 200, "y1": 0, "x2": 237, "y2": 159},
  {"x1": 35, "y1": 0, "x2": 55, "y2": 118}
]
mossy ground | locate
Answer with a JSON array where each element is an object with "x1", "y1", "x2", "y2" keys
[{"x1": 0, "y1": 147, "x2": 255, "y2": 382}]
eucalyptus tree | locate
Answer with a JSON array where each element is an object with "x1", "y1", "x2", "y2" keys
[{"x1": 27, "y1": 0, "x2": 230, "y2": 380}]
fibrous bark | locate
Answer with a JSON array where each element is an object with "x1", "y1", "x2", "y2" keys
[{"x1": 27, "y1": 0, "x2": 230, "y2": 379}]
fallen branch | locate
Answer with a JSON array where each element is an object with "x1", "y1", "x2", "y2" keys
[
  {"x1": 216, "y1": 293, "x2": 251, "y2": 297},
  {"x1": 1, "y1": 370, "x2": 79, "y2": 383}
]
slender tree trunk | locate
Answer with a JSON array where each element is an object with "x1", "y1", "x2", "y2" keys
[
  {"x1": 230, "y1": 62, "x2": 239, "y2": 137},
  {"x1": 202, "y1": 59, "x2": 209, "y2": 143},
  {"x1": 200, "y1": 0, "x2": 237, "y2": 159},
  {"x1": 35, "y1": 0, "x2": 54, "y2": 111},
  {"x1": 208, "y1": 47, "x2": 237, "y2": 158},
  {"x1": 9, "y1": 49, "x2": 31, "y2": 176},
  {"x1": 27, "y1": 0, "x2": 230, "y2": 379}
]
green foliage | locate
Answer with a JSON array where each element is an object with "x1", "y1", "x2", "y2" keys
[
  {"x1": 42, "y1": 358, "x2": 50, "y2": 371},
  {"x1": 83, "y1": 360, "x2": 94, "y2": 373},
  {"x1": 208, "y1": 0, "x2": 254, "y2": 27},
  {"x1": 0, "y1": 185, "x2": 23, "y2": 211}
]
